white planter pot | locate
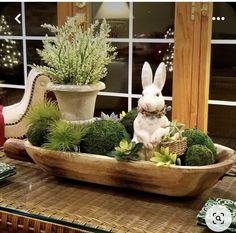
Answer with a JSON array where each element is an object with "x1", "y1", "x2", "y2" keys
[{"x1": 47, "y1": 82, "x2": 105, "y2": 123}]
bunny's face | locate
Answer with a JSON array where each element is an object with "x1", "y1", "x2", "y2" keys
[
  {"x1": 138, "y1": 62, "x2": 166, "y2": 113},
  {"x1": 138, "y1": 85, "x2": 165, "y2": 113}
]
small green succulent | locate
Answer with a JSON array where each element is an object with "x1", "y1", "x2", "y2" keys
[
  {"x1": 162, "y1": 120, "x2": 185, "y2": 142},
  {"x1": 108, "y1": 139, "x2": 143, "y2": 161},
  {"x1": 150, "y1": 147, "x2": 181, "y2": 166}
]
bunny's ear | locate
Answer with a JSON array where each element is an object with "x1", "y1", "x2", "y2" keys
[
  {"x1": 153, "y1": 62, "x2": 166, "y2": 90},
  {"x1": 141, "y1": 62, "x2": 153, "y2": 89}
]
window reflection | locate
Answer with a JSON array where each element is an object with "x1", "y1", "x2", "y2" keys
[
  {"x1": 102, "y1": 42, "x2": 128, "y2": 93},
  {"x1": 0, "y1": 3, "x2": 22, "y2": 36},
  {"x1": 25, "y1": 3, "x2": 57, "y2": 36},
  {"x1": 92, "y1": 2, "x2": 129, "y2": 38},
  {"x1": 132, "y1": 43, "x2": 173, "y2": 96},
  {"x1": 0, "y1": 88, "x2": 24, "y2": 106},
  {"x1": 212, "y1": 3, "x2": 236, "y2": 39},
  {"x1": 133, "y1": 2, "x2": 175, "y2": 38},
  {"x1": 0, "y1": 38, "x2": 21, "y2": 69},
  {"x1": 208, "y1": 105, "x2": 236, "y2": 150},
  {"x1": 95, "y1": 96, "x2": 128, "y2": 116},
  {"x1": 210, "y1": 44, "x2": 236, "y2": 101},
  {"x1": 209, "y1": 3, "x2": 236, "y2": 150},
  {"x1": 0, "y1": 39, "x2": 23, "y2": 85},
  {"x1": 26, "y1": 40, "x2": 44, "y2": 72}
]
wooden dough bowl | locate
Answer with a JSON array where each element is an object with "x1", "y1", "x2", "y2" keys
[{"x1": 24, "y1": 141, "x2": 236, "y2": 197}]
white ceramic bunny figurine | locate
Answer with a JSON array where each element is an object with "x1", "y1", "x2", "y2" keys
[{"x1": 133, "y1": 62, "x2": 169, "y2": 150}]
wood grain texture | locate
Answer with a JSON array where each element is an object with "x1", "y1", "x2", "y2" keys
[
  {"x1": 190, "y1": 2, "x2": 201, "y2": 128},
  {"x1": 197, "y1": 3, "x2": 213, "y2": 131},
  {"x1": 3, "y1": 138, "x2": 33, "y2": 163},
  {"x1": 173, "y1": 3, "x2": 213, "y2": 131},
  {"x1": 25, "y1": 141, "x2": 236, "y2": 197},
  {"x1": 172, "y1": 3, "x2": 194, "y2": 128}
]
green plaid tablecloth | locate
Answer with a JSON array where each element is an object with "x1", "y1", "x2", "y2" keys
[
  {"x1": 0, "y1": 162, "x2": 16, "y2": 182},
  {"x1": 197, "y1": 198, "x2": 236, "y2": 232}
]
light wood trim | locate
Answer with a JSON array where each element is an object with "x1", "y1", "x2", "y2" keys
[
  {"x1": 173, "y1": 3, "x2": 213, "y2": 131},
  {"x1": 189, "y1": 2, "x2": 201, "y2": 128},
  {"x1": 197, "y1": 3, "x2": 213, "y2": 131},
  {"x1": 172, "y1": 3, "x2": 195, "y2": 128}
]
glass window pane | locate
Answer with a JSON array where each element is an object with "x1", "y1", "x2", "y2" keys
[
  {"x1": 91, "y1": 2, "x2": 129, "y2": 38},
  {"x1": 209, "y1": 44, "x2": 236, "y2": 101},
  {"x1": 208, "y1": 105, "x2": 236, "y2": 150},
  {"x1": 0, "y1": 88, "x2": 24, "y2": 106},
  {"x1": 0, "y1": 3, "x2": 22, "y2": 36},
  {"x1": 133, "y1": 3, "x2": 175, "y2": 39},
  {"x1": 25, "y1": 3, "x2": 57, "y2": 36},
  {"x1": 212, "y1": 3, "x2": 236, "y2": 39},
  {"x1": 95, "y1": 96, "x2": 128, "y2": 116},
  {"x1": 103, "y1": 42, "x2": 128, "y2": 93},
  {"x1": 132, "y1": 42, "x2": 173, "y2": 96},
  {"x1": 0, "y1": 39, "x2": 24, "y2": 85},
  {"x1": 26, "y1": 40, "x2": 44, "y2": 73}
]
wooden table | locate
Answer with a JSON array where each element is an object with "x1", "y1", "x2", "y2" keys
[{"x1": 0, "y1": 154, "x2": 235, "y2": 233}]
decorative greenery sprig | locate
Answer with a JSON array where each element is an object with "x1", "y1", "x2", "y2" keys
[
  {"x1": 44, "y1": 120, "x2": 89, "y2": 152},
  {"x1": 31, "y1": 15, "x2": 117, "y2": 85},
  {"x1": 108, "y1": 139, "x2": 143, "y2": 161},
  {"x1": 26, "y1": 101, "x2": 60, "y2": 126},
  {"x1": 150, "y1": 147, "x2": 181, "y2": 166}
]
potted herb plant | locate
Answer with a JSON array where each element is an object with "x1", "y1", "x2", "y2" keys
[{"x1": 32, "y1": 15, "x2": 117, "y2": 124}]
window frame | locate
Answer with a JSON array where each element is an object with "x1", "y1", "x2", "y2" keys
[{"x1": 2, "y1": 2, "x2": 234, "y2": 134}]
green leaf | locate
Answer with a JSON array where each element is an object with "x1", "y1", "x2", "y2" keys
[
  {"x1": 164, "y1": 147, "x2": 170, "y2": 156},
  {"x1": 119, "y1": 139, "x2": 129, "y2": 150},
  {"x1": 150, "y1": 156, "x2": 163, "y2": 163},
  {"x1": 108, "y1": 140, "x2": 142, "y2": 161},
  {"x1": 156, "y1": 162, "x2": 165, "y2": 166},
  {"x1": 150, "y1": 146, "x2": 180, "y2": 166},
  {"x1": 170, "y1": 153, "x2": 177, "y2": 163},
  {"x1": 177, "y1": 158, "x2": 181, "y2": 165}
]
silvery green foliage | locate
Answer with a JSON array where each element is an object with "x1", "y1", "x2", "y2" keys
[{"x1": 32, "y1": 16, "x2": 117, "y2": 85}]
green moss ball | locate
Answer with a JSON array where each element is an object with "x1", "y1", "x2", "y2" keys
[
  {"x1": 120, "y1": 109, "x2": 138, "y2": 137},
  {"x1": 27, "y1": 120, "x2": 52, "y2": 147},
  {"x1": 81, "y1": 119, "x2": 129, "y2": 155},
  {"x1": 185, "y1": 145, "x2": 215, "y2": 166},
  {"x1": 182, "y1": 128, "x2": 217, "y2": 157}
]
